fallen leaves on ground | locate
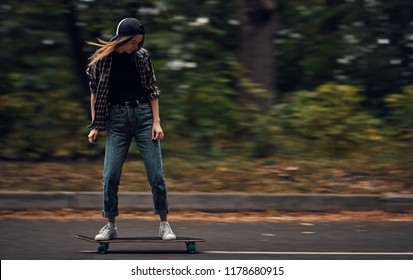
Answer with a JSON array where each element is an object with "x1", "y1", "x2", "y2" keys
[{"x1": 1, "y1": 209, "x2": 413, "y2": 223}]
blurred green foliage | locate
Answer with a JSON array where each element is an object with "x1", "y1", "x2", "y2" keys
[
  {"x1": 0, "y1": 0, "x2": 412, "y2": 166},
  {"x1": 383, "y1": 86, "x2": 413, "y2": 177},
  {"x1": 385, "y1": 86, "x2": 413, "y2": 142},
  {"x1": 0, "y1": 0, "x2": 89, "y2": 159},
  {"x1": 275, "y1": 83, "x2": 383, "y2": 156},
  {"x1": 276, "y1": 0, "x2": 413, "y2": 109}
]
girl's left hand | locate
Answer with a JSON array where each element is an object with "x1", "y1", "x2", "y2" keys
[{"x1": 152, "y1": 122, "x2": 164, "y2": 141}]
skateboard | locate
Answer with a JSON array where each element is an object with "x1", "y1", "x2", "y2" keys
[{"x1": 76, "y1": 235, "x2": 205, "y2": 254}]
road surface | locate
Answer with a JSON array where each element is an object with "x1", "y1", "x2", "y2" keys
[{"x1": 1, "y1": 217, "x2": 413, "y2": 260}]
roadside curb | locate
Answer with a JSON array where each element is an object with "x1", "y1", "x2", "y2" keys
[{"x1": 0, "y1": 191, "x2": 412, "y2": 212}]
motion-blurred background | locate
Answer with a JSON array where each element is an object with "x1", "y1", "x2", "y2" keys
[{"x1": 1, "y1": 0, "x2": 412, "y2": 194}]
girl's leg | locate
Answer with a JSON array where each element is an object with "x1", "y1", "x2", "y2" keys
[
  {"x1": 95, "y1": 107, "x2": 131, "y2": 241},
  {"x1": 132, "y1": 105, "x2": 175, "y2": 239},
  {"x1": 102, "y1": 108, "x2": 132, "y2": 219}
]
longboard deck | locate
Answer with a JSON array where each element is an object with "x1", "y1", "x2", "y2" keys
[{"x1": 76, "y1": 234, "x2": 205, "y2": 254}]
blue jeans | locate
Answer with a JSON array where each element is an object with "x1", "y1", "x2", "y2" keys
[{"x1": 102, "y1": 103, "x2": 169, "y2": 218}]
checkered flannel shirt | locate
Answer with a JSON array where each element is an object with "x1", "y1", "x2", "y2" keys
[{"x1": 86, "y1": 48, "x2": 160, "y2": 131}]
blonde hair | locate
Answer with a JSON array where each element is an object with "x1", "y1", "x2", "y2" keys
[{"x1": 87, "y1": 36, "x2": 133, "y2": 66}]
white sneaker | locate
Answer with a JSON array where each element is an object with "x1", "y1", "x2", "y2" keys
[
  {"x1": 159, "y1": 221, "x2": 176, "y2": 240},
  {"x1": 95, "y1": 222, "x2": 117, "y2": 241}
]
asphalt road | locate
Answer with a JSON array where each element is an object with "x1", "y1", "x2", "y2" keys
[{"x1": 1, "y1": 218, "x2": 413, "y2": 260}]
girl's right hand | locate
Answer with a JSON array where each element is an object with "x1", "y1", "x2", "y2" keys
[{"x1": 88, "y1": 129, "x2": 99, "y2": 144}]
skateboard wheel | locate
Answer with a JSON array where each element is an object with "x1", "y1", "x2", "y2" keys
[
  {"x1": 186, "y1": 242, "x2": 196, "y2": 254},
  {"x1": 98, "y1": 244, "x2": 108, "y2": 254}
]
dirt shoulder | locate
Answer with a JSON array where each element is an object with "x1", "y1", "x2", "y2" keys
[
  {"x1": 1, "y1": 159, "x2": 411, "y2": 194},
  {"x1": 1, "y1": 209, "x2": 413, "y2": 222}
]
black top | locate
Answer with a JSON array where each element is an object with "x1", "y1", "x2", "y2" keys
[{"x1": 109, "y1": 51, "x2": 145, "y2": 104}]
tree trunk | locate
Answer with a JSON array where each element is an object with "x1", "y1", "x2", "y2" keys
[
  {"x1": 61, "y1": 0, "x2": 90, "y2": 111},
  {"x1": 237, "y1": 0, "x2": 277, "y2": 102}
]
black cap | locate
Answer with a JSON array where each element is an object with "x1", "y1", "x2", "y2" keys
[{"x1": 110, "y1": 18, "x2": 145, "y2": 42}]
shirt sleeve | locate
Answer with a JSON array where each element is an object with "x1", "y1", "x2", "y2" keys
[
  {"x1": 86, "y1": 58, "x2": 108, "y2": 131},
  {"x1": 86, "y1": 60, "x2": 99, "y2": 95},
  {"x1": 139, "y1": 49, "x2": 160, "y2": 100}
]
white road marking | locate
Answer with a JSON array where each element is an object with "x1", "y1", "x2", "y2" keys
[{"x1": 204, "y1": 251, "x2": 413, "y2": 256}]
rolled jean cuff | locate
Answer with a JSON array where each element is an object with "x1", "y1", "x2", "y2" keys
[
  {"x1": 102, "y1": 210, "x2": 119, "y2": 219},
  {"x1": 154, "y1": 208, "x2": 169, "y2": 215}
]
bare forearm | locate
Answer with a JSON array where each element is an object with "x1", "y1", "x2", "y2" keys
[
  {"x1": 150, "y1": 98, "x2": 164, "y2": 141},
  {"x1": 90, "y1": 94, "x2": 96, "y2": 122},
  {"x1": 150, "y1": 98, "x2": 161, "y2": 123},
  {"x1": 88, "y1": 93, "x2": 98, "y2": 143}
]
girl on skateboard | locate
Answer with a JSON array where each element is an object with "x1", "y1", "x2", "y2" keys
[{"x1": 86, "y1": 18, "x2": 176, "y2": 241}]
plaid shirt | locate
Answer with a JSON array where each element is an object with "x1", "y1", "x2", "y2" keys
[{"x1": 86, "y1": 48, "x2": 160, "y2": 131}]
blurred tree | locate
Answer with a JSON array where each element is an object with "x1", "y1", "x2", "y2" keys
[
  {"x1": 142, "y1": 0, "x2": 243, "y2": 155},
  {"x1": 1, "y1": 0, "x2": 412, "y2": 161},
  {"x1": 0, "y1": 0, "x2": 88, "y2": 159},
  {"x1": 276, "y1": 0, "x2": 413, "y2": 112},
  {"x1": 61, "y1": 0, "x2": 90, "y2": 110},
  {"x1": 237, "y1": 0, "x2": 278, "y2": 102}
]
